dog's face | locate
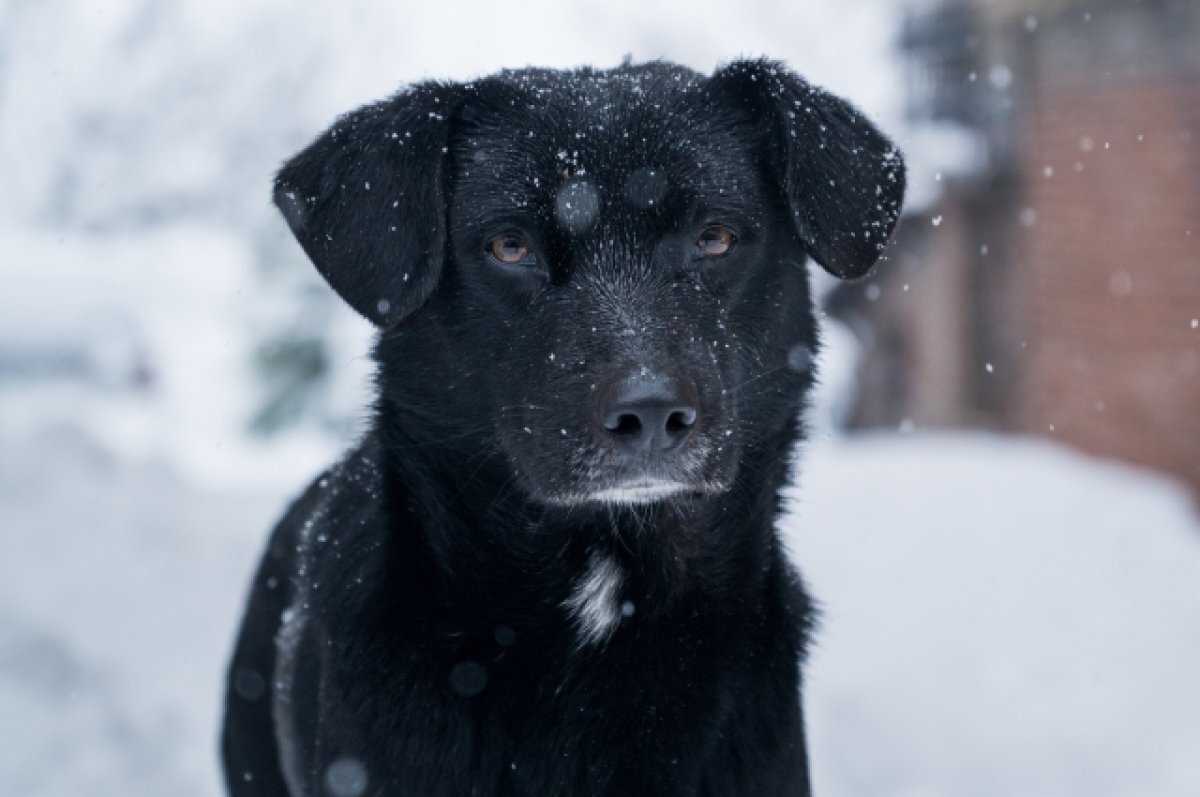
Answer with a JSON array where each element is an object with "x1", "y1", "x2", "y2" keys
[{"x1": 274, "y1": 61, "x2": 904, "y2": 508}]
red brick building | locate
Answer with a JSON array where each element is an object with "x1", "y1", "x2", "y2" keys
[{"x1": 830, "y1": 0, "x2": 1200, "y2": 496}]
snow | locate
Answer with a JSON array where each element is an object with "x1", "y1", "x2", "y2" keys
[
  {"x1": 0, "y1": 226, "x2": 361, "y2": 492},
  {"x1": 3, "y1": 425, "x2": 1198, "y2": 796},
  {"x1": 0, "y1": 430, "x2": 279, "y2": 797},
  {"x1": 787, "y1": 434, "x2": 1200, "y2": 797}
]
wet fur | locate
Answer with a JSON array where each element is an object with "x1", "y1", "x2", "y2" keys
[{"x1": 222, "y1": 59, "x2": 903, "y2": 796}]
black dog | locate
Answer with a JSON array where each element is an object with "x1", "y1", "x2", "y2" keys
[{"x1": 222, "y1": 58, "x2": 903, "y2": 796}]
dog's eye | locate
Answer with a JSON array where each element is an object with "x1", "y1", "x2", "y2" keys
[
  {"x1": 697, "y1": 225, "x2": 736, "y2": 259},
  {"x1": 487, "y1": 233, "x2": 535, "y2": 267}
]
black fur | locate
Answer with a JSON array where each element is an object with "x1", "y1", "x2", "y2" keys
[{"x1": 222, "y1": 58, "x2": 904, "y2": 797}]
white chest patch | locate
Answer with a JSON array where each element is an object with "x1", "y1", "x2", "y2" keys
[{"x1": 563, "y1": 553, "x2": 624, "y2": 647}]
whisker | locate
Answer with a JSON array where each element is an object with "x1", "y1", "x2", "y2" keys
[{"x1": 724, "y1": 362, "x2": 789, "y2": 395}]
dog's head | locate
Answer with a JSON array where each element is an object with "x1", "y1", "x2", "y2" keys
[{"x1": 274, "y1": 60, "x2": 904, "y2": 508}]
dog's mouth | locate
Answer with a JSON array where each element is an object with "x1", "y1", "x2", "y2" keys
[
  {"x1": 585, "y1": 479, "x2": 691, "y2": 505},
  {"x1": 540, "y1": 475, "x2": 731, "y2": 508}
]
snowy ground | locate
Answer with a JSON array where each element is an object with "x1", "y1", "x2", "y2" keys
[
  {"x1": 788, "y1": 435, "x2": 1200, "y2": 797},
  {"x1": 2, "y1": 425, "x2": 1197, "y2": 797}
]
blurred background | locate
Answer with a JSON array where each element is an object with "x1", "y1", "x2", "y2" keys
[{"x1": 1, "y1": 0, "x2": 1197, "y2": 795}]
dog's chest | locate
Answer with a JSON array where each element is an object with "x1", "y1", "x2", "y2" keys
[
  {"x1": 279, "y1": 587, "x2": 737, "y2": 796},
  {"x1": 378, "y1": 638, "x2": 727, "y2": 795}
]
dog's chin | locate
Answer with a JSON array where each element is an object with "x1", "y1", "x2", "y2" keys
[{"x1": 504, "y1": 432, "x2": 741, "y2": 509}]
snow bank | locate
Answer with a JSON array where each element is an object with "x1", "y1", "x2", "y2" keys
[
  {"x1": 788, "y1": 434, "x2": 1200, "y2": 797},
  {"x1": 0, "y1": 430, "x2": 284, "y2": 797}
]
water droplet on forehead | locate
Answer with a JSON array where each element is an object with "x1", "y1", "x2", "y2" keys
[
  {"x1": 555, "y1": 180, "x2": 600, "y2": 234},
  {"x1": 324, "y1": 757, "x2": 368, "y2": 797},
  {"x1": 449, "y1": 660, "x2": 489, "y2": 697}
]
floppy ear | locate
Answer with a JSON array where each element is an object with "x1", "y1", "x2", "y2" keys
[
  {"x1": 273, "y1": 82, "x2": 461, "y2": 327},
  {"x1": 708, "y1": 59, "x2": 905, "y2": 279}
]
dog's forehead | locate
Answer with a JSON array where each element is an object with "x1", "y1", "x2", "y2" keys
[
  {"x1": 481, "y1": 62, "x2": 706, "y2": 143},
  {"x1": 451, "y1": 65, "x2": 757, "y2": 222}
]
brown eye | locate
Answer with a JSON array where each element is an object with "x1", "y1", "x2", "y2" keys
[
  {"x1": 488, "y1": 232, "x2": 533, "y2": 266},
  {"x1": 697, "y1": 225, "x2": 736, "y2": 258}
]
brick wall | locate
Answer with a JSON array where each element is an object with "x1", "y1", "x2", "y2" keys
[
  {"x1": 1014, "y1": 67, "x2": 1200, "y2": 493},
  {"x1": 843, "y1": 0, "x2": 1200, "y2": 497}
]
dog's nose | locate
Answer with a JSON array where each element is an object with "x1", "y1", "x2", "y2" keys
[{"x1": 598, "y1": 371, "x2": 699, "y2": 455}]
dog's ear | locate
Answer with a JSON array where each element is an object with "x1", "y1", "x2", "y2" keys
[
  {"x1": 273, "y1": 82, "x2": 461, "y2": 327},
  {"x1": 707, "y1": 59, "x2": 905, "y2": 279}
]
